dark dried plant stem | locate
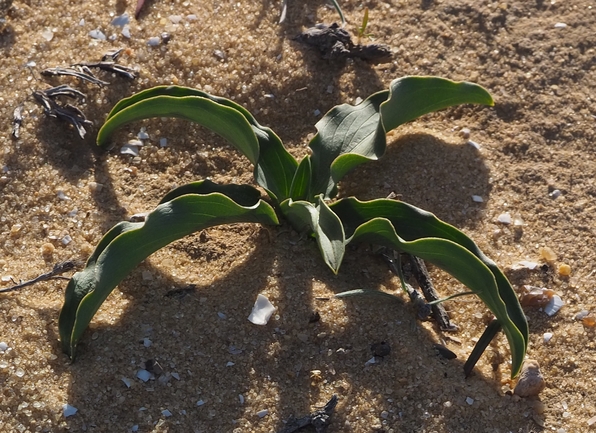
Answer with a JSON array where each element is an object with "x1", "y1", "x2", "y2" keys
[{"x1": 0, "y1": 261, "x2": 76, "y2": 293}]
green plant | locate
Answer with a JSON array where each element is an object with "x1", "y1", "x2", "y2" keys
[
  {"x1": 58, "y1": 76, "x2": 528, "y2": 378},
  {"x1": 357, "y1": 8, "x2": 372, "y2": 40}
]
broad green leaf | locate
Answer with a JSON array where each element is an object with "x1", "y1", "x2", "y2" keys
[
  {"x1": 308, "y1": 77, "x2": 493, "y2": 200},
  {"x1": 59, "y1": 182, "x2": 279, "y2": 359},
  {"x1": 280, "y1": 196, "x2": 346, "y2": 273},
  {"x1": 309, "y1": 92, "x2": 388, "y2": 199},
  {"x1": 331, "y1": 197, "x2": 527, "y2": 378},
  {"x1": 380, "y1": 76, "x2": 494, "y2": 132},
  {"x1": 98, "y1": 93, "x2": 260, "y2": 164},
  {"x1": 98, "y1": 86, "x2": 298, "y2": 202}
]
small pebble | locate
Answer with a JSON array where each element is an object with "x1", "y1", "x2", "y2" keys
[
  {"x1": 162, "y1": 409, "x2": 172, "y2": 417},
  {"x1": 196, "y1": 400, "x2": 205, "y2": 406},
  {"x1": 136, "y1": 369, "x2": 151, "y2": 382},
  {"x1": 257, "y1": 409, "x2": 269, "y2": 418},
  {"x1": 549, "y1": 189, "x2": 561, "y2": 199},
  {"x1": 543, "y1": 332, "x2": 553, "y2": 343},
  {"x1": 147, "y1": 36, "x2": 161, "y2": 46},
  {"x1": 539, "y1": 246, "x2": 557, "y2": 263},
  {"x1": 514, "y1": 359, "x2": 546, "y2": 397},
  {"x1": 466, "y1": 397, "x2": 474, "y2": 405},
  {"x1": 63, "y1": 404, "x2": 78, "y2": 417},
  {"x1": 472, "y1": 195, "x2": 484, "y2": 203},
  {"x1": 544, "y1": 295, "x2": 564, "y2": 316},
  {"x1": 497, "y1": 212, "x2": 512, "y2": 224},
  {"x1": 122, "y1": 377, "x2": 131, "y2": 388},
  {"x1": 459, "y1": 127, "x2": 471, "y2": 139},
  {"x1": 89, "y1": 29, "x2": 106, "y2": 40},
  {"x1": 554, "y1": 22, "x2": 567, "y2": 28},
  {"x1": 467, "y1": 139, "x2": 481, "y2": 150},
  {"x1": 558, "y1": 263, "x2": 571, "y2": 276},
  {"x1": 371, "y1": 341, "x2": 391, "y2": 357},
  {"x1": 0, "y1": 342, "x2": 8, "y2": 352}
]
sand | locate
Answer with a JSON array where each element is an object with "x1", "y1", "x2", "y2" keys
[{"x1": 1, "y1": 0, "x2": 595, "y2": 431}]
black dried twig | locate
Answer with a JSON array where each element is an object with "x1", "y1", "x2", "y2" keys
[
  {"x1": 41, "y1": 66, "x2": 110, "y2": 86},
  {"x1": 0, "y1": 261, "x2": 77, "y2": 293},
  {"x1": 32, "y1": 87, "x2": 93, "y2": 139},
  {"x1": 74, "y1": 57, "x2": 136, "y2": 80},
  {"x1": 279, "y1": 395, "x2": 338, "y2": 433}
]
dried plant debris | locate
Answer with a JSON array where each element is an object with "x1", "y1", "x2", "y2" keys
[
  {"x1": 41, "y1": 48, "x2": 136, "y2": 85},
  {"x1": 0, "y1": 260, "x2": 76, "y2": 293},
  {"x1": 33, "y1": 86, "x2": 93, "y2": 139},
  {"x1": 12, "y1": 104, "x2": 22, "y2": 139},
  {"x1": 294, "y1": 23, "x2": 392, "y2": 63},
  {"x1": 279, "y1": 395, "x2": 338, "y2": 433},
  {"x1": 41, "y1": 66, "x2": 110, "y2": 86}
]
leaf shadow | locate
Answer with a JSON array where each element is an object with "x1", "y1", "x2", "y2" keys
[
  {"x1": 339, "y1": 132, "x2": 491, "y2": 229},
  {"x1": 45, "y1": 220, "x2": 538, "y2": 432}
]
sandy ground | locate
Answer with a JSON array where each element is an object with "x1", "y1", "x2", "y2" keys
[{"x1": 1, "y1": 0, "x2": 595, "y2": 432}]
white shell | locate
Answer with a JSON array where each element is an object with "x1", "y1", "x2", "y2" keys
[
  {"x1": 544, "y1": 295, "x2": 564, "y2": 316},
  {"x1": 248, "y1": 294, "x2": 276, "y2": 325}
]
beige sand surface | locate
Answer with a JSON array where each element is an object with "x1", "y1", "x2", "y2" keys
[{"x1": 1, "y1": 0, "x2": 595, "y2": 432}]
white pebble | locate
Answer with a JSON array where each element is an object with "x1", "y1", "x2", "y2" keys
[
  {"x1": 162, "y1": 409, "x2": 172, "y2": 417},
  {"x1": 257, "y1": 409, "x2": 269, "y2": 418},
  {"x1": 186, "y1": 14, "x2": 198, "y2": 21},
  {"x1": 226, "y1": 361, "x2": 235, "y2": 367},
  {"x1": 196, "y1": 399, "x2": 205, "y2": 406},
  {"x1": 147, "y1": 36, "x2": 161, "y2": 46},
  {"x1": 364, "y1": 356, "x2": 377, "y2": 367},
  {"x1": 61, "y1": 235, "x2": 72, "y2": 246},
  {"x1": 111, "y1": 14, "x2": 130, "y2": 27},
  {"x1": 497, "y1": 212, "x2": 512, "y2": 224},
  {"x1": 41, "y1": 29, "x2": 54, "y2": 41},
  {"x1": 143, "y1": 338, "x2": 152, "y2": 348},
  {"x1": 0, "y1": 342, "x2": 9, "y2": 352},
  {"x1": 169, "y1": 15, "x2": 183, "y2": 24},
  {"x1": 472, "y1": 195, "x2": 484, "y2": 203},
  {"x1": 248, "y1": 294, "x2": 276, "y2": 325},
  {"x1": 554, "y1": 22, "x2": 567, "y2": 28},
  {"x1": 466, "y1": 397, "x2": 474, "y2": 405},
  {"x1": 120, "y1": 145, "x2": 140, "y2": 156},
  {"x1": 543, "y1": 332, "x2": 553, "y2": 343},
  {"x1": 136, "y1": 369, "x2": 151, "y2": 382},
  {"x1": 63, "y1": 404, "x2": 78, "y2": 417},
  {"x1": 122, "y1": 25, "x2": 131, "y2": 38},
  {"x1": 544, "y1": 295, "x2": 564, "y2": 316},
  {"x1": 122, "y1": 377, "x2": 131, "y2": 388},
  {"x1": 467, "y1": 140, "x2": 481, "y2": 150},
  {"x1": 89, "y1": 29, "x2": 106, "y2": 41},
  {"x1": 159, "y1": 138, "x2": 168, "y2": 147},
  {"x1": 549, "y1": 189, "x2": 561, "y2": 199},
  {"x1": 575, "y1": 310, "x2": 590, "y2": 320},
  {"x1": 239, "y1": 394, "x2": 245, "y2": 405}
]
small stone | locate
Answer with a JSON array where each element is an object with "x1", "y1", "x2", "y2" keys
[
  {"x1": 539, "y1": 247, "x2": 557, "y2": 263},
  {"x1": 465, "y1": 397, "x2": 474, "y2": 405},
  {"x1": 554, "y1": 22, "x2": 567, "y2": 28},
  {"x1": 459, "y1": 128, "x2": 471, "y2": 139},
  {"x1": 472, "y1": 195, "x2": 484, "y2": 203},
  {"x1": 89, "y1": 29, "x2": 106, "y2": 40},
  {"x1": 257, "y1": 409, "x2": 269, "y2": 418},
  {"x1": 196, "y1": 400, "x2": 205, "y2": 406},
  {"x1": 162, "y1": 409, "x2": 172, "y2": 417},
  {"x1": 497, "y1": 212, "x2": 512, "y2": 224},
  {"x1": 63, "y1": 404, "x2": 78, "y2": 417},
  {"x1": 514, "y1": 359, "x2": 545, "y2": 397},
  {"x1": 544, "y1": 295, "x2": 564, "y2": 316},
  {"x1": 136, "y1": 369, "x2": 151, "y2": 382},
  {"x1": 543, "y1": 332, "x2": 553, "y2": 343},
  {"x1": 558, "y1": 263, "x2": 571, "y2": 276},
  {"x1": 371, "y1": 341, "x2": 391, "y2": 357},
  {"x1": 41, "y1": 242, "x2": 55, "y2": 257}
]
